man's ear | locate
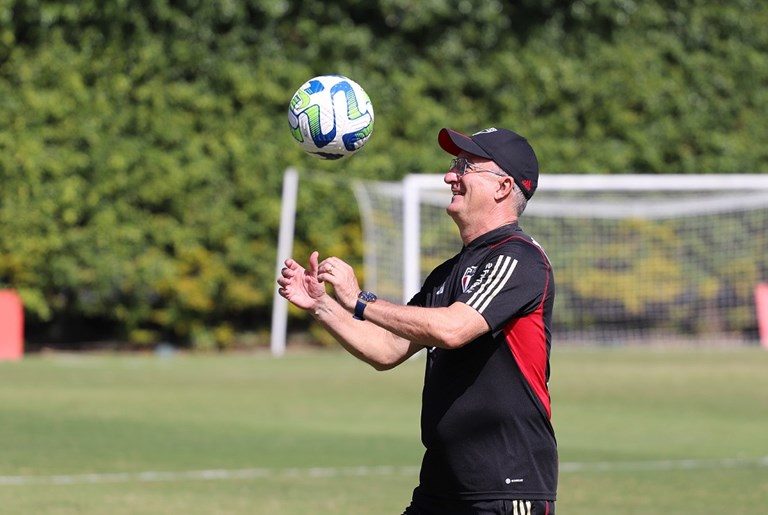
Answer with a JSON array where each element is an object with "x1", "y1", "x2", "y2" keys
[{"x1": 494, "y1": 176, "x2": 515, "y2": 201}]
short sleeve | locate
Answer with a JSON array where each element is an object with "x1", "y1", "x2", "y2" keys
[
  {"x1": 407, "y1": 289, "x2": 426, "y2": 307},
  {"x1": 407, "y1": 254, "x2": 459, "y2": 308}
]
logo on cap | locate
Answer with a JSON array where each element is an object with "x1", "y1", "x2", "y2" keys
[
  {"x1": 472, "y1": 128, "x2": 498, "y2": 136},
  {"x1": 522, "y1": 179, "x2": 533, "y2": 191}
]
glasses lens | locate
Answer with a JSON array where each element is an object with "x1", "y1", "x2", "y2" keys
[{"x1": 450, "y1": 158, "x2": 467, "y2": 175}]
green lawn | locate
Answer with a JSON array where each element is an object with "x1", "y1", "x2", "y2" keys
[{"x1": 0, "y1": 347, "x2": 766, "y2": 514}]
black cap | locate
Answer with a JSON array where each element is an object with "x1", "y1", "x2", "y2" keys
[{"x1": 438, "y1": 127, "x2": 539, "y2": 199}]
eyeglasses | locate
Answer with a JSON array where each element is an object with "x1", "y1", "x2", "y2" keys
[{"x1": 449, "y1": 157, "x2": 508, "y2": 179}]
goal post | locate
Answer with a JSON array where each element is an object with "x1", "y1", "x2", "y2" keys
[
  {"x1": 270, "y1": 167, "x2": 299, "y2": 357},
  {"x1": 354, "y1": 174, "x2": 768, "y2": 346}
]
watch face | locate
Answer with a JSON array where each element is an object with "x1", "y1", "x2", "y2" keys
[{"x1": 359, "y1": 291, "x2": 377, "y2": 302}]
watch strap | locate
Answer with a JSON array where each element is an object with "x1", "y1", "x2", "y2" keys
[{"x1": 353, "y1": 299, "x2": 367, "y2": 320}]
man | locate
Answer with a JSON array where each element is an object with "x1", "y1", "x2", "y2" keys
[{"x1": 277, "y1": 127, "x2": 558, "y2": 514}]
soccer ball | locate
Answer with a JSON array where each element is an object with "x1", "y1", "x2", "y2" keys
[{"x1": 288, "y1": 75, "x2": 374, "y2": 160}]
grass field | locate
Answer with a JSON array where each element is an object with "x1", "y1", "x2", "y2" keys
[{"x1": 0, "y1": 346, "x2": 766, "y2": 514}]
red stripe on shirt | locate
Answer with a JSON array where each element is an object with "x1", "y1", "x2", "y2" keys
[{"x1": 503, "y1": 304, "x2": 552, "y2": 419}]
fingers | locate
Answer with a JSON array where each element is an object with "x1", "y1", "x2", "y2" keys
[
  {"x1": 283, "y1": 253, "x2": 346, "y2": 277},
  {"x1": 317, "y1": 260, "x2": 335, "y2": 278},
  {"x1": 316, "y1": 257, "x2": 359, "y2": 311},
  {"x1": 308, "y1": 251, "x2": 320, "y2": 277},
  {"x1": 317, "y1": 257, "x2": 353, "y2": 287},
  {"x1": 278, "y1": 253, "x2": 352, "y2": 286},
  {"x1": 320, "y1": 260, "x2": 335, "y2": 275},
  {"x1": 279, "y1": 263, "x2": 298, "y2": 282},
  {"x1": 318, "y1": 256, "x2": 346, "y2": 276},
  {"x1": 278, "y1": 256, "x2": 304, "y2": 288},
  {"x1": 279, "y1": 253, "x2": 315, "y2": 279}
]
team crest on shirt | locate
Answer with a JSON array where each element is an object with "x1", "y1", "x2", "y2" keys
[
  {"x1": 465, "y1": 261, "x2": 497, "y2": 294},
  {"x1": 461, "y1": 266, "x2": 477, "y2": 292}
]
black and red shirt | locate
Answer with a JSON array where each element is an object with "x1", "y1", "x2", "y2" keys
[{"x1": 408, "y1": 223, "x2": 558, "y2": 502}]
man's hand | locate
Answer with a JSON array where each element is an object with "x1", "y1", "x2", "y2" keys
[
  {"x1": 277, "y1": 251, "x2": 327, "y2": 310},
  {"x1": 317, "y1": 256, "x2": 361, "y2": 311}
]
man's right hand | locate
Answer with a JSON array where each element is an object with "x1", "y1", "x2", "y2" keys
[{"x1": 277, "y1": 251, "x2": 327, "y2": 310}]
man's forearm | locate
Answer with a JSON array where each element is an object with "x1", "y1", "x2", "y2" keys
[
  {"x1": 311, "y1": 294, "x2": 420, "y2": 370},
  {"x1": 357, "y1": 299, "x2": 488, "y2": 350}
]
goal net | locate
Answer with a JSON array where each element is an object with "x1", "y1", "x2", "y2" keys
[{"x1": 353, "y1": 175, "x2": 768, "y2": 345}]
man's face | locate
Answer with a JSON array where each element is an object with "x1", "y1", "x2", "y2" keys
[{"x1": 443, "y1": 152, "x2": 506, "y2": 222}]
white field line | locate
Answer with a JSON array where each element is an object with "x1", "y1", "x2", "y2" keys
[
  {"x1": 0, "y1": 466, "x2": 421, "y2": 486},
  {"x1": 1, "y1": 457, "x2": 766, "y2": 486},
  {"x1": 559, "y1": 456, "x2": 768, "y2": 473}
]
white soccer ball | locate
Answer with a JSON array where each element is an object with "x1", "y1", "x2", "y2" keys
[{"x1": 288, "y1": 75, "x2": 374, "y2": 160}]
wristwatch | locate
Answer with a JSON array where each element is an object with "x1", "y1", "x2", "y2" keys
[{"x1": 353, "y1": 291, "x2": 377, "y2": 320}]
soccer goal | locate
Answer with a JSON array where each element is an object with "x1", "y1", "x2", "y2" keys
[{"x1": 353, "y1": 174, "x2": 768, "y2": 346}]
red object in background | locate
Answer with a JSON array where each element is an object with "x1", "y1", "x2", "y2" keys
[
  {"x1": 757, "y1": 283, "x2": 768, "y2": 350},
  {"x1": 0, "y1": 290, "x2": 24, "y2": 360}
]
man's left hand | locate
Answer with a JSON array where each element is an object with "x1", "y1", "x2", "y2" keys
[{"x1": 317, "y1": 257, "x2": 361, "y2": 311}]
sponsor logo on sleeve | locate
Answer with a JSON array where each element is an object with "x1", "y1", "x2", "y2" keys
[{"x1": 466, "y1": 256, "x2": 519, "y2": 313}]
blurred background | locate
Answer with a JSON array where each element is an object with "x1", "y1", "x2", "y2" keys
[
  {"x1": 2, "y1": 0, "x2": 767, "y2": 351},
  {"x1": 1, "y1": 2, "x2": 767, "y2": 514}
]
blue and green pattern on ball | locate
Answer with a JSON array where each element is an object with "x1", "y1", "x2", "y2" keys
[
  {"x1": 288, "y1": 85, "x2": 313, "y2": 144},
  {"x1": 288, "y1": 75, "x2": 374, "y2": 159},
  {"x1": 289, "y1": 79, "x2": 330, "y2": 146},
  {"x1": 329, "y1": 80, "x2": 373, "y2": 152}
]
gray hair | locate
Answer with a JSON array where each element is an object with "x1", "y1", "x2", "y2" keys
[{"x1": 511, "y1": 181, "x2": 528, "y2": 216}]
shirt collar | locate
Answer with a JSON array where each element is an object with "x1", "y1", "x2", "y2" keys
[{"x1": 464, "y1": 222, "x2": 521, "y2": 250}]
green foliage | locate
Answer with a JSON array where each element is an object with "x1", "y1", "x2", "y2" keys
[{"x1": 1, "y1": 0, "x2": 766, "y2": 346}]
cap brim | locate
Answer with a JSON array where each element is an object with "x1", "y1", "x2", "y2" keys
[{"x1": 438, "y1": 128, "x2": 492, "y2": 159}]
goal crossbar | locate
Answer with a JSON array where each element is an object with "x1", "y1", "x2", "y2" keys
[
  {"x1": 349, "y1": 174, "x2": 768, "y2": 347},
  {"x1": 395, "y1": 174, "x2": 768, "y2": 303}
]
